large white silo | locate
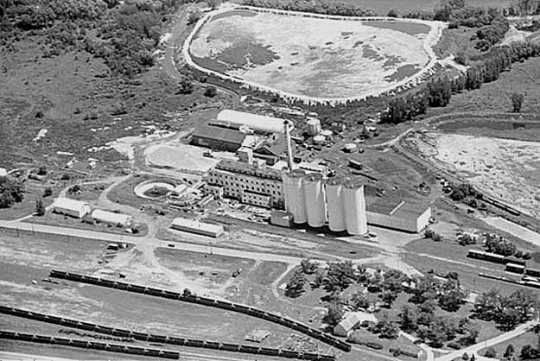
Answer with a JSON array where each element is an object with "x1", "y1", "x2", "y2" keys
[
  {"x1": 303, "y1": 173, "x2": 327, "y2": 228},
  {"x1": 325, "y1": 177, "x2": 346, "y2": 232},
  {"x1": 343, "y1": 180, "x2": 368, "y2": 235},
  {"x1": 284, "y1": 170, "x2": 307, "y2": 224}
]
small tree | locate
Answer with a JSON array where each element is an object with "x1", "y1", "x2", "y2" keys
[
  {"x1": 285, "y1": 269, "x2": 306, "y2": 298},
  {"x1": 35, "y1": 199, "x2": 45, "y2": 216},
  {"x1": 177, "y1": 78, "x2": 194, "y2": 94},
  {"x1": 204, "y1": 86, "x2": 217, "y2": 97},
  {"x1": 300, "y1": 258, "x2": 318, "y2": 274},
  {"x1": 207, "y1": 0, "x2": 221, "y2": 10},
  {"x1": 187, "y1": 10, "x2": 202, "y2": 25},
  {"x1": 387, "y1": 9, "x2": 398, "y2": 17},
  {"x1": 510, "y1": 92, "x2": 525, "y2": 113},
  {"x1": 324, "y1": 302, "x2": 344, "y2": 327},
  {"x1": 350, "y1": 291, "x2": 370, "y2": 311},
  {"x1": 504, "y1": 344, "x2": 515, "y2": 358},
  {"x1": 43, "y1": 187, "x2": 53, "y2": 197},
  {"x1": 37, "y1": 165, "x2": 47, "y2": 175},
  {"x1": 484, "y1": 347, "x2": 497, "y2": 358}
]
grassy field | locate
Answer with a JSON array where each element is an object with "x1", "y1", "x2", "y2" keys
[
  {"x1": 0, "y1": 38, "x2": 232, "y2": 170},
  {"x1": 190, "y1": 9, "x2": 436, "y2": 99},
  {"x1": 428, "y1": 57, "x2": 540, "y2": 115}
]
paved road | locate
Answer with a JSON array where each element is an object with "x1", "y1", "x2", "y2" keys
[
  {"x1": 0, "y1": 220, "x2": 303, "y2": 264},
  {"x1": 435, "y1": 320, "x2": 539, "y2": 361}
]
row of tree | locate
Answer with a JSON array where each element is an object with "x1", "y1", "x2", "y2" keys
[
  {"x1": 380, "y1": 41, "x2": 540, "y2": 124},
  {"x1": 241, "y1": 0, "x2": 375, "y2": 17}
]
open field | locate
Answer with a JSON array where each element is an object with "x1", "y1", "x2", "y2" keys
[
  {"x1": 189, "y1": 9, "x2": 440, "y2": 100},
  {"x1": 145, "y1": 143, "x2": 221, "y2": 172}
]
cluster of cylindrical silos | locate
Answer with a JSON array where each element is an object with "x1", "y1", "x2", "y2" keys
[{"x1": 282, "y1": 172, "x2": 367, "y2": 235}]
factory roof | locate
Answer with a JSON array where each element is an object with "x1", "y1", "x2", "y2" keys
[
  {"x1": 52, "y1": 198, "x2": 90, "y2": 212},
  {"x1": 91, "y1": 209, "x2": 133, "y2": 226},
  {"x1": 217, "y1": 109, "x2": 289, "y2": 134},
  {"x1": 367, "y1": 198, "x2": 430, "y2": 220},
  {"x1": 171, "y1": 217, "x2": 224, "y2": 235},
  {"x1": 214, "y1": 159, "x2": 282, "y2": 181},
  {"x1": 192, "y1": 125, "x2": 246, "y2": 145}
]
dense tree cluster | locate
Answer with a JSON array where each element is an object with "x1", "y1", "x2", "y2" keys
[
  {"x1": 380, "y1": 41, "x2": 540, "y2": 124},
  {"x1": 242, "y1": 0, "x2": 374, "y2": 17},
  {"x1": 473, "y1": 288, "x2": 538, "y2": 330},
  {"x1": 1, "y1": 0, "x2": 182, "y2": 77},
  {"x1": 0, "y1": 176, "x2": 24, "y2": 208},
  {"x1": 485, "y1": 234, "x2": 517, "y2": 256}
]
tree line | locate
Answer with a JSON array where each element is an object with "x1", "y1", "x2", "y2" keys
[
  {"x1": 241, "y1": 0, "x2": 375, "y2": 17},
  {"x1": 380, "y1": 41, "x2": 540, "y2": 123}
]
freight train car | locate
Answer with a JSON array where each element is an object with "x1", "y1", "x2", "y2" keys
[
  {"x1": 505, "y1": 263, "x2": 525, "y2": 274},
  {"x1": 467, "y1": 250, "x2": 506, "y2": 264}
]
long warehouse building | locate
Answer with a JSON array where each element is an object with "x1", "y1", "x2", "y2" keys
[{"x1": 215, "y1": 109, "x2": 292, "y2": 134}]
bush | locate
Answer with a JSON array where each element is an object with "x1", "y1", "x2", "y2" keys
[
  {"x1": 204, "y1": 86, "x2": 217, "y2": 97},
  {"x1": 43, "y1": 187, "x2": 53, "y2": 197},
  {"x1": 387, "y1": 9, "x2": 398, "y2": 17}
]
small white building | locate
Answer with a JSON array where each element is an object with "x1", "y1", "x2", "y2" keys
[
  {"x1": 51, "y1": 198, "x2": 91, "y2": 219},
  {"x1": 333, "y1": 312, "x2": 377, "y2": 337},
  {"x1": 91, "y1": 209, "x2": 133, "y2": 227},
  {"x1": 0, "y1": 168, "x2": 7, "y2": 177},
  {"x1": 170, "y1": 217, "x2": 224, "y2": 238}
]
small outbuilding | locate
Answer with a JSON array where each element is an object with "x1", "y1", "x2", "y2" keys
[
  {"x1": 333, "y1": 312, "x2": 377, "y2": 337},
  {"x1": 0, "y1": 168, "x2": 7, "y2": 177},
  {"x1": 91, "y1": 209, "x2": 133, "y2": 227},
  {"x1": 51, "y1": 198, "x2": 91, "y2": 219}
]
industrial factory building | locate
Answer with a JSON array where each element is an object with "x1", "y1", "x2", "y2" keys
[
  {"x1": 170, "y1": 217, "x2": 224, "y2": 238},
  {"x1": 366, "y1": 198, "x2": 431, "y2": 233},
  {"x1": 51, "y1": 198, "x2": 91, "y2": 219},
  {"x1": 91, "y1": 209, "x2": 133, "y2": 228},
  {"x1": 207, "y1": 159, "x2": 284, "y2": 209},
  {"x1": 215, "y1": 109, "x2": 291, "y2": 134},
  {"x1": 190, "y1": 124, "x2": 248, "y2": 152}
]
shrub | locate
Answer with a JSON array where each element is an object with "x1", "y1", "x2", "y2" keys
[
  {"x1": 43, "y1": 187, "x2": 53, "y2": 197},
  {"x1": 204, "y1": 86, "x2": 217, "y2": 97},
  {"x1": 387, "y1": 9, "x2": 398, "y2": 17}
]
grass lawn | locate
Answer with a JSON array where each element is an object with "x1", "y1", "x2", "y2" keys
[
  {"x1": 0, "y1": 179, "x2": 62, "y2": 221},
  {"x1": 106, "y1": 173, "x2": 179, "y2": 210},
  {"x1": 67, "y1": 182, "x2": 111, "y2": 201},
  {"x1": 483, "y1": 330, "x2": 539, "y2": 358}
]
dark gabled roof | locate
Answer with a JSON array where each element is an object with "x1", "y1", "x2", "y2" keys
[{"x1": 192, "y1": 125, "x2": 246, "y2": 145}]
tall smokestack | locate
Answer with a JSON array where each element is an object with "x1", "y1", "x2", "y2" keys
[{"x1": 284, "y1": 120, "x2": 294, "y2": 170}]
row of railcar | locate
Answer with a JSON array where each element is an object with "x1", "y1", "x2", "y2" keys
[{"x1": 467, "y1": 250, "x2": 526, "y2": 266}]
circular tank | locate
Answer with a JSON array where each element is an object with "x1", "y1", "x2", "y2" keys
[
  {"x1": 303, "y1": 173, "x2": 327, "y2": 228},
  {"x1": 325, "y1": 177, "x2": 346, "y2": 232},
  {"x1": 283, "y1": 169, "x2": 307, "y2": 224},
  {"x1": 342, "y1": 179, "x2": 367, "y2": 235}
]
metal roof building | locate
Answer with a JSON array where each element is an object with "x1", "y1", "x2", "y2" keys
[
  {"x1": 216, "y1": 109, "x2": 290, "y2": 134},
  {"x1": 170, "y1": 217, "x2": 224, "y2": 238},
  {"x1": 366, "y1": 198, "x2": 431, "y2": 233},
  {"x1": 91, "y1": 209, "x2": 133, "y2": 227},
  {"x1": 191, "y1": 125, "x2": 247, "y2": 152},
  {"x1": 51, "y1": 198, "x2": 91, "y2": 219}
]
